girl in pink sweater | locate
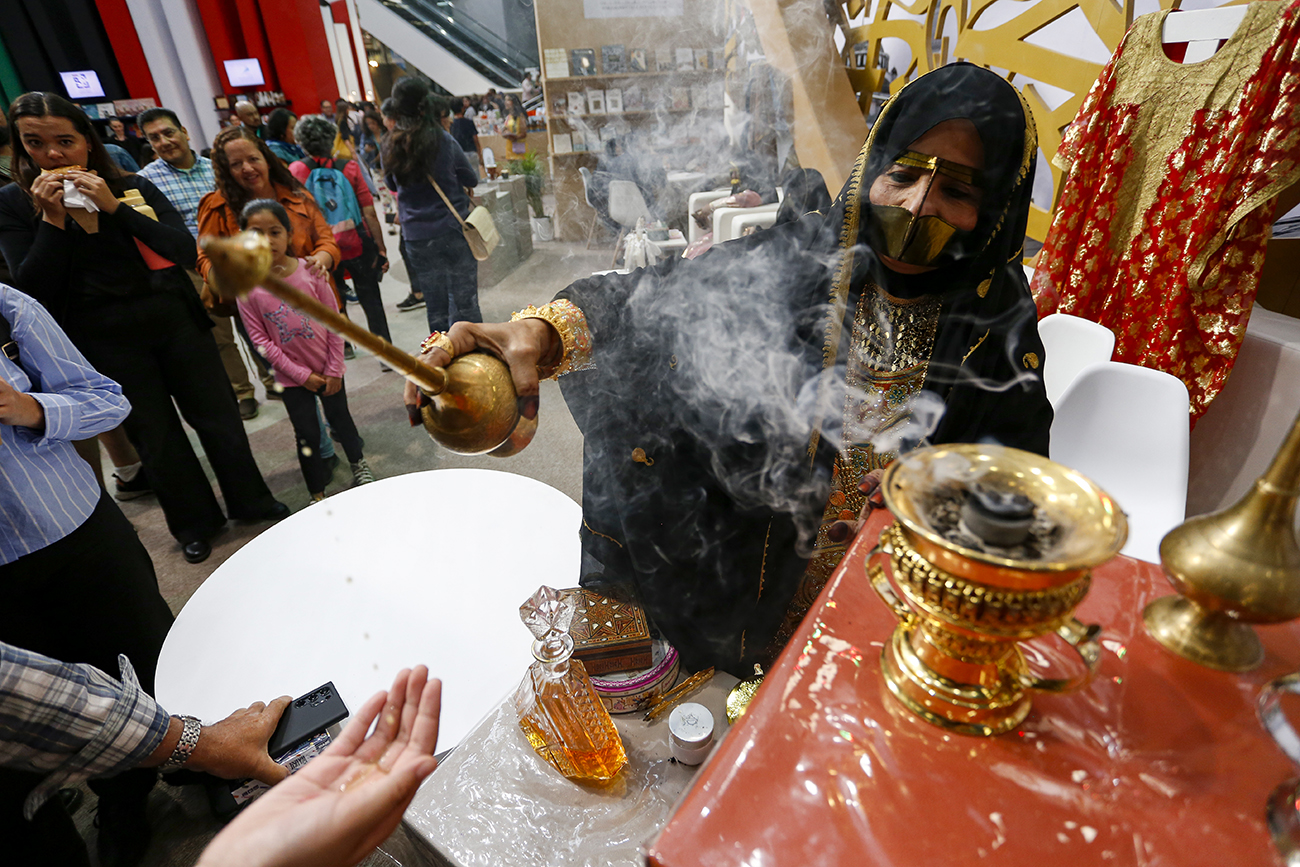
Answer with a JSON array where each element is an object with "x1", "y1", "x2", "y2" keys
[{"x1": 237, "y1": 199, "x2": 374, "y2": 500}]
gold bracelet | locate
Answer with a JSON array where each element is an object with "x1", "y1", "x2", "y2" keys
[
  {"x1": 420, "y1": 331, "x2": 455, "y2": 359},
  {"x1": 511, "y1": 300, "x2": 594, "y2": 380}
]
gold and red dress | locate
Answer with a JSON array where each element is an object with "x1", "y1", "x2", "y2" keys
[{"x1": 1032, "y1": 0, "x2": 1300, "y2": 418}]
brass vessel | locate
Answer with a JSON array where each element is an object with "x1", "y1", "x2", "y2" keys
[
  {"x1": 201, "y1": 232, "x2": 534, "y2": 456},
  {"x1": 868, "y1": 444, "x2": 1127, "y2": 736},
  {"x1": 1144, "y1": 406, "x2": 1300, "y2": 672}
]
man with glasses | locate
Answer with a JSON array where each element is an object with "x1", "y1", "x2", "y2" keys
[{"x1": 138, "y1": 108, "x2": 272, "y2": 420}]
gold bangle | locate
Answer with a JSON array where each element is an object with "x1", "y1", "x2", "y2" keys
[
  {"x1": 511, "y1": 299, "x2": 594, "y2": 380},
  {"x1": 420, "y1": 331, "x2": 456, "y2": 360}
]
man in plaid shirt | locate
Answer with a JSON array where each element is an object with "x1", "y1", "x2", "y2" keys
[
  {"x1": 0, "y1": 641, "x2": 288, "y2": 821},
  {"x1": 138, "y1": 107, "x2": 271, "y2": 420}
]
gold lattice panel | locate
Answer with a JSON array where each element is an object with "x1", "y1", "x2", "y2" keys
[{"x1": 830, "y1": 0, "x2": 1247, "y2": 241}]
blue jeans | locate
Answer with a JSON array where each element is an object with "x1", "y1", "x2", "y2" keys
[{"x1": 405, "y1": 231, "x2": 480, "y2": 334}]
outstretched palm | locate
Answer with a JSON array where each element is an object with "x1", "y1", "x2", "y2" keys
[{"x1": 199, "y1": 666, "x2": 442, "y2": 867}]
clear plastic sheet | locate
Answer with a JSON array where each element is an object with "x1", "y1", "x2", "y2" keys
[
  {"x1": 402, "y1": 674, "x2": 737, "y2": 867},
  {"x1": 648, "y1": 509, "x2": 1300, "y2": 867}
]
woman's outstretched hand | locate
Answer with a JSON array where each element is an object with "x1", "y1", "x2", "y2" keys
[
  {"x1": 403, "y1": 319, "x2": 558, "y2": 426},
  {"x1": 197, "y1": 666, "x2": 442, "y2": 867}
]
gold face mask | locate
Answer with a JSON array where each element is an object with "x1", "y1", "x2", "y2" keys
[{"x1": 867, "y1": 151, "x2": 984, "y2": 267}]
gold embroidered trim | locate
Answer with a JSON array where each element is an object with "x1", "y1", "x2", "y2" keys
[
  {"x1": 582, "y1": 519, "x2": 624, "y2": 549},
  {"x1": 511, "y1": 299, "x2": 594, "y2": 379},
  {"x1": 961, "y1": 330, "x2": 990, "y2": 366},
  {"x1": 757, "y1": 519, "x2": 771, "y2": 600},
  {"x1": 1023, "y1": 351, "x2": 1040, "y2": 369}
]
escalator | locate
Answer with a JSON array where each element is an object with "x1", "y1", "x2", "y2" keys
[{"x1": 358, "y1": 0, "x2": 534, "y2": 94}]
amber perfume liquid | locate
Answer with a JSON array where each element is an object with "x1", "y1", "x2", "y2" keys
[{"x1": 516, "y1": 656, "x2": 627, "y2": 785}]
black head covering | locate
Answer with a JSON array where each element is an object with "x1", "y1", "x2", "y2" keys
[{"x1": 816, "y1": 62, "x2": 1050, "y2": 454}]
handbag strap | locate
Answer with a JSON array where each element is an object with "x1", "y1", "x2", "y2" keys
[{"x1": 426, "y1": 175, "x2": 470, "y2": 230}]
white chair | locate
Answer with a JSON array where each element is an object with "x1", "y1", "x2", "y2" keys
[
  {"x1": 722, "y1": 209, "x2": 778, "y2": 240},
  {"x1": 578, "y1": 166, "x2": 604, "y2": 249},
  {"x1": 1049, "y1": 361, "x2": 1190, "y2": 564},
  {"x1": 607, "y1": 179, "x2": 652, "y2": 267},
  {"x1": 713, "y1": 189, "x2": 785, "y2": 243},
  {"x1": 1037, "y1": 313, "x2": 1117, "y2": 407},
  {"x1": 482, "y1": 146, "x2": 496, "y2": 174}
]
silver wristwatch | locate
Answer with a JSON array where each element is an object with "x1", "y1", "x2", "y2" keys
[{"x1": 158, "y1": 715, "x2": 202, "y2": 773}]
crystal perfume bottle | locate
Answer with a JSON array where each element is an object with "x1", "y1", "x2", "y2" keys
[{"x1": 515, "y1": 586, "x2": 627, "y2": 784}]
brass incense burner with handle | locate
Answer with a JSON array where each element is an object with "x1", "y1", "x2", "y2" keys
[
  {"x1": 201, "y1": 232, "x2": 535, "y2": 456},
  {"x1": 868, "y1": 444, "x2": 1127, "y2": 737}
]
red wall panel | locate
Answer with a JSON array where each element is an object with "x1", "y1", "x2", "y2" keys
[
  {"x1": 194, "y1": 0, "x2": 338, "y2": 118},
  {"x1": 92, "y1": 0, "x2": 158, "y2": 100},
  {"x1": 257, "y1": 0, "x2": 339, "y2": 114}
]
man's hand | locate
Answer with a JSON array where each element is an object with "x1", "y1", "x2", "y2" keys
[
  {"x1": 197, "y1": 667, "x2": 442, "y2": 867},
  {"x1": 188, "y1": 698, "x2": 293, "y2": 784},
  {"x1": 303, "y1": 373, "x2": 328, "y2": 393},
  {"x1": 323, "y1": 376, "x2": 342, "y2": 397},
  {"x1": 402, "y1": 319, "x2": 557, "y2": 426},
  {"x1": 31, "y1": 173, "x2": 67, "y2": 226},
  {"x1": 65, "y1": 170, "x2": 121, "y2": 214},
  {"x1": 0, "y1": 377, "x2": 45, "y2": 430}
]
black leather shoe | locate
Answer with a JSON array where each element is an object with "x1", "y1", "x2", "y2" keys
[
  {"x1": 246, "y1": 501, "x2": 291, "y2": 523},
  {"x1": 56, "y1": 787, "x2": 84, "y2": 815},
  {"x1": 182, "y1": 540, "x2": 211, "y2": 564}
]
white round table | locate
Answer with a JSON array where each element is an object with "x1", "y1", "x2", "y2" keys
[{"x1": 155, "y1": 469, "x2": 582, "y2": 750}]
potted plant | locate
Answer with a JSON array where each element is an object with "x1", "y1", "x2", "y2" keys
[{"x1": 509, "y1": 150, "x2": 553, "y2": 241}]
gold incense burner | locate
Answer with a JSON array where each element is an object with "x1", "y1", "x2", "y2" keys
[
  {"x1": 1144, "y1": 406, "x2": 1300, "y2": 672},
  {"x1": 202, "y1": 232, "x2": 534, "y2": 456},
  {"x1": 868, "y1": 444, "x2": 1127, "y2": 736}
]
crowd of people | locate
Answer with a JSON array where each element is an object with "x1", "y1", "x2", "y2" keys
[
  {"x1": 0, "y1": 60, "x2": 1057, "y2": 867},
  {"x1": 0, "y1": 79, "x2": 494, "y2": 867}
]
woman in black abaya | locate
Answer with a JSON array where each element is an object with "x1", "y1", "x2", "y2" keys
[{"x1": 407, "y1": 64, "x2": 1052, "y2": 674}]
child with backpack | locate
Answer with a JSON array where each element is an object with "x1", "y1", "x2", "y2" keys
[
  {"x1": 236, "y1": 199, "x2": 374, "y2": 501},
  {"x1": 289, "y1": 114, "x2": 392, "y2": 363}
]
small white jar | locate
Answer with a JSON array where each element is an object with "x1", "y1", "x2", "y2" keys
[{"x1": 668, "y1": 702, "x2": 715, "y2": 766}]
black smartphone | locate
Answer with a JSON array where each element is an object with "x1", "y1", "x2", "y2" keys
[{"x1": 267, "y1": 681, "x2": 349, "y2": 757}]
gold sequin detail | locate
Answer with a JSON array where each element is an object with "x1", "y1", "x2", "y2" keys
[
  {"x1": 1023, "y1": 352, "x2": 1040, "y2": 369},
  {"x1": 977, "y1": 278, "x2": 991, "y2": 298},
  {"x1": 631, "y1": 448, "x2": 654, "y2": 466}
]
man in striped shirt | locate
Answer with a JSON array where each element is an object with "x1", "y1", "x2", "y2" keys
[
  {"x1": 0, "y1": 282, "x2": 176, "y2": 867},
  {"x1": 138, "y1": 107, "x2": 270, "y2": 421}
]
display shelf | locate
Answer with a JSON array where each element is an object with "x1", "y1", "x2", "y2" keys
[
  {"x1": 542, "y1": 69, "x2": 725, "y2": 83},
  {"x1": 550, "y1": 109, "x2": 714, "y2": 120}
]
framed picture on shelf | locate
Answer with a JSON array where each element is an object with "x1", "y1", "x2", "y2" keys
[
  {"x1": 622, "y1": 84, "x2": 643, "y2": 111},
  {"x1": 571, "y1": 48, "x2": 597, "y2": 76},
  {"x1": 690, "y1": 84, "x2": 708, "y2": 110},
  {"x1": 568, "y1": 91, "x2": 587, "y2": 115},
  {"x1": 543, "y1": 47, "x2": 570, "y2": 78},
  {"x1": 572, "y1": 130, "x2": 588, "y2": 152},
  {"x1": 586, "y1": 88, "x2": 605, "y2": 114},
  {"x1": 676, "y1": 48, "x2": 695, "y2": 71},
  {"x1": 629, "y1": 49, "x2": 648, "y2": 73},
  {"x1": 605, "y1": 88, "x2": 623, "y2": 113},
  {"x1": 671, "y1": 87, "x2": 690, "y2": 110},
  {"x1": 656, "y1": 49, "x2": 674, "y2": 72},
  {"x1": 694, "y1": 49, "x2": 711, "y2": 70},
  {"x1": 585, "y1": 130, "x2": 602, "y2": 152},
  {"x1": 601, "y1": 44, "x2": 626, "y2": 74},
  {"x1": 552, "y1": 133, "x2": 573, "y2": 154}
]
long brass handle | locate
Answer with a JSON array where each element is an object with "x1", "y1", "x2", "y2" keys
[
  {"x1": 200, "y1": 232, "x2": 447, "y2": 395},
  {"x1": 866, "y1": 525, "x2": 912, "y2": 623},
  {"x1": 1020, "y1": 618, "x2": 1102, "y2": 694}
]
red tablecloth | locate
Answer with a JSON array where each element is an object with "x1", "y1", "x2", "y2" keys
[{"x1": 648, "y1": 509, "x2": 1300, "y2": 866}]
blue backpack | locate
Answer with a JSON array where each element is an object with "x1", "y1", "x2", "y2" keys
[{"x1": 298, "y1": 158, "x2": 364, "y2": 260}]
